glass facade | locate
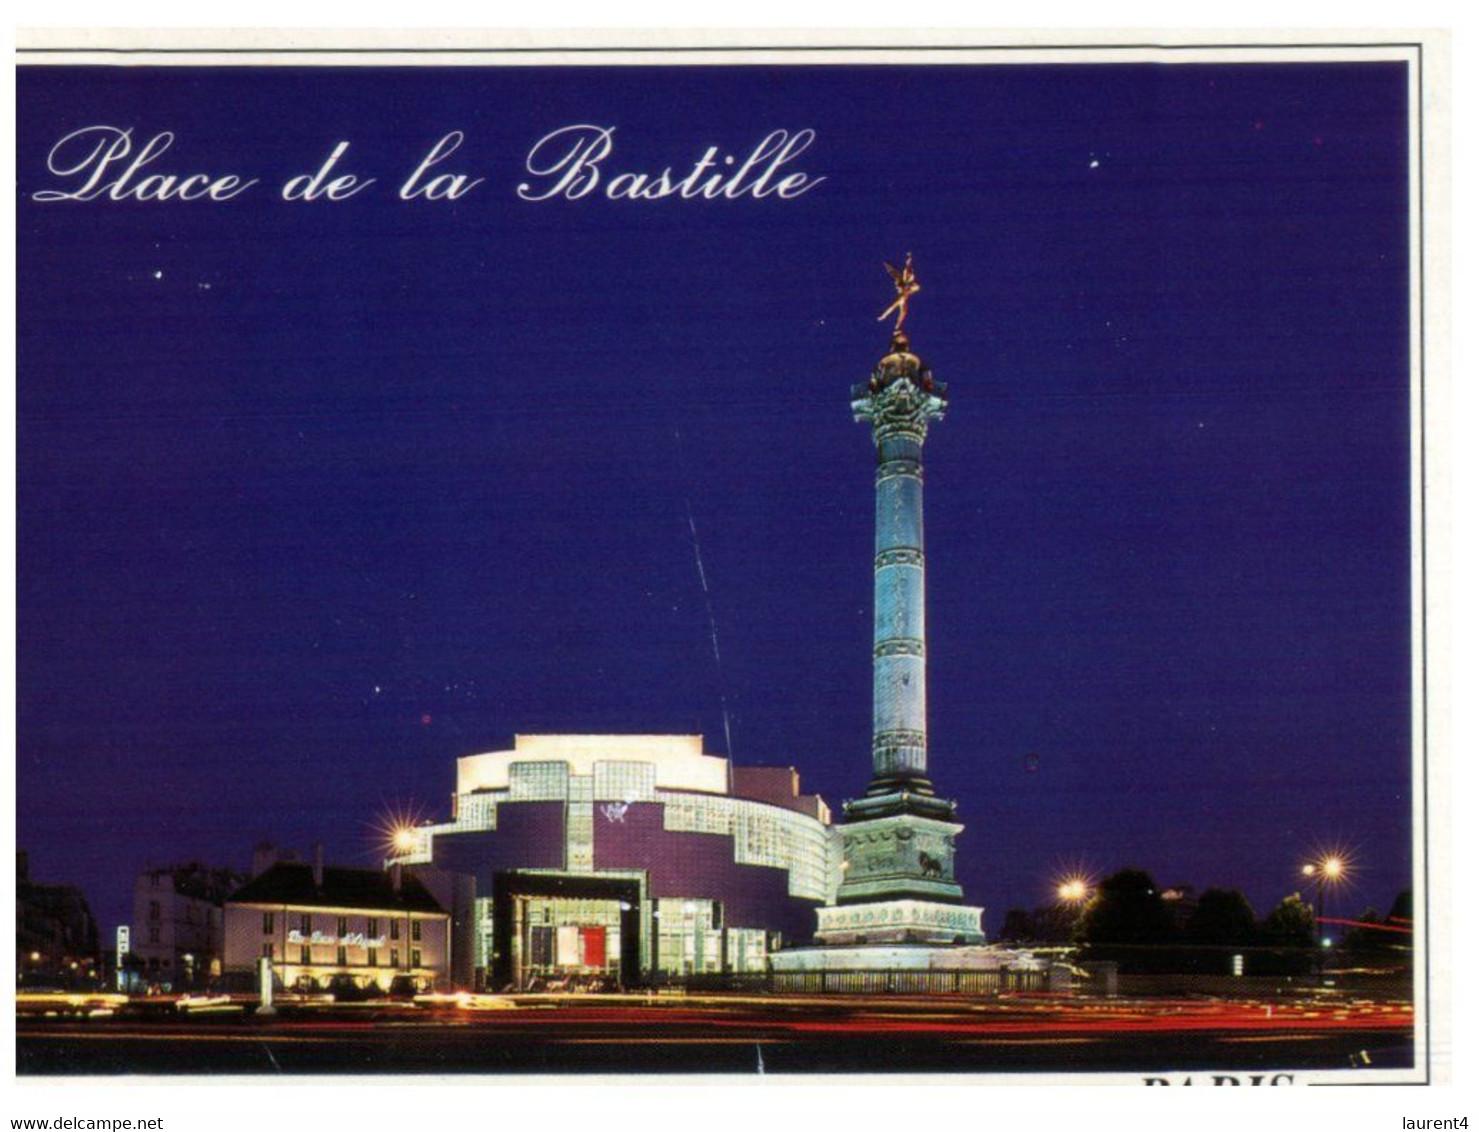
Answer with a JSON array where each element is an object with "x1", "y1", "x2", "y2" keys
[
  {"x1": 593, "y1": 760, "x2": 658, "y2": 802},
  {"x1": 726, "y1": 927, "x2": 769, "y2": 973},
  {"x1": 454, "y1": 792, "x2": 499, "y2": 831},
  {"x1": 509, "y1": 761, "x2": 569, "y2": 802},
  {"x1": 473, "y1": 895, "x2": 495, "y2": 973},
  {"x1": 653, "y1": 898, "x2": 722, "y2": 975},
  {"x1": 566, "y1": 774, "x2": 594, "y2": 873},
  {"x1": 662, "y1": 792, "x2": 830, "y2": 901}
]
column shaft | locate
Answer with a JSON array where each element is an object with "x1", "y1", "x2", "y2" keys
[{"x1": 872, "y1": 435, "x2": 928, "y2": 780}]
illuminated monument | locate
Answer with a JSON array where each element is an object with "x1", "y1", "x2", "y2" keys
[
  {"x1": 817, "y1": 256, "x2": 985, "y2": 946},
  {"x1": 775, "y1": 256, "x2": 998, "y2": 974}
]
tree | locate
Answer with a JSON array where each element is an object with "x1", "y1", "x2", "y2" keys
[
  {"x1": 1343, "y1": 893, "x2": 1413, "y2": 966},
  {"x1": 998, "y1": 905, "x2": 1079, "y2": 945},
  {"x1": 1261, "y1": 893, "x2": 1314, "y2": 949},
  {"x1": 1343, "y1": 906, "x2": 1389, "y2": 956},
  {"x1": 998, "y1": 908, "x2": 1036, "y2": 943},
  {"x1": 1184, "y1": 888, "x2": 1258, "y2": 947},
  {"x1": 1078, "y1": 869, "x2": 1176, "y2": 946},
  {"x1": 1387, "y1": 889, "x2": 1413, "y2": 923}
]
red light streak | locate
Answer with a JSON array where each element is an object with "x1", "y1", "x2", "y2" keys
[{"x1": 1316, "y1": 916, "x2": 1412, "y2": 934}]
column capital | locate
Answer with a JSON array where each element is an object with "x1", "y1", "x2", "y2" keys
[{"x1": 852, "y1": 370, "x2": 947, "y2": 445}]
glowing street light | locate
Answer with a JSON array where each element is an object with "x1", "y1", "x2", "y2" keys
[
  {"x1": 1056, "y1": 876, "x2": 1092, "y2": 905},
  {"x1": 376, "y1": 803, "x2": 429, "y2": 861},
  {"x1": 1299, "y1": 852, "x2": 1349, "y2": 975},
  {"x1": 1302, "y1": 855, "x2": 1344, "y2": 883}
]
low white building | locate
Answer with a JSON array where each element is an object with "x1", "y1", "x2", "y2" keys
[{"x1": 223, "y1": 853, "x2": 450, "y2": 993}]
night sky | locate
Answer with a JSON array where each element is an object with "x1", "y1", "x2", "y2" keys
[{"x1": 16, "y1": 59, "x2": 1414, "y2": 939}]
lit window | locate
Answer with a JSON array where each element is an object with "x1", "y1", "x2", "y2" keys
[
  {"x1": 411, "y1": 949, "x2": 422, "y2": 969},
  {"x1": 594, "y1": 760, "x2": 656, "y2": 802},
  {"x1": 509, "y1": 761, "x2": 569, "y2": 801},
  {"x1": 454, "y1": 794, "x2": 499, "y2": 830},
  {"x1": 390, "y1": 949, "x2": 400, "y2": 968}
]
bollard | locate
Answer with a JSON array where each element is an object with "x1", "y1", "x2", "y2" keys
[{"x1": 256, "y1": 956, "x2": 276, "y2": 1015}]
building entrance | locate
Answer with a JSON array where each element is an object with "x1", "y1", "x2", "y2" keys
[
  {"x1": 491, "y1": 873, "x2": 642, "y2": 990},
  {"x1": 523, "y1": 897, "x2": 621, "y2": 984}
]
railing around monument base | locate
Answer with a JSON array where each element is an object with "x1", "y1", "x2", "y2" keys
[
  {"x1": 642, "y1": 969, "x2": 1045, "y2": 995},
  {"x1": 639, "y1": 968, "x2": 1049, "y2": 995},
  {"x1": 768, "y1": 968, "x2": 1046, "y2": 995}
]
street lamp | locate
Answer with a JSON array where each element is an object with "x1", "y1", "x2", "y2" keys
[
  {"x1": 1051, "y1": 875, "x2": 1093, "y2": 945},
  {"x1": 1301, "y1": 854, "x2": 1346, "y2": 975},
  {"x1": 1056, "y1": 877, "x2": 1091, "y2": 904}
]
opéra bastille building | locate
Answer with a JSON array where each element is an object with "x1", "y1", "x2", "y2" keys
[{"x1": 392, "y1": 734, "x2": 832, "y2": 990}]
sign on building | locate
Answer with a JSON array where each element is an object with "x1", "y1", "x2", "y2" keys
[{"x1": 116, "y1": 925, "x2": 131, "y2": 990}]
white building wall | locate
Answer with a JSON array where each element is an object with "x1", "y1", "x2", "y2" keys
[{"x1": 224, "y1": 902, "x2": 451, "y2": 991}]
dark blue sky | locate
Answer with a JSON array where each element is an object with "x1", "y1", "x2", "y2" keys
[{"x1": 16, "y1": 60, "x2": 1414, "y2": 937}]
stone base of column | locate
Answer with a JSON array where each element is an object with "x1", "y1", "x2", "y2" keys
[
  {"x1": 845, "y1": 780, "x2": 957, "y2": 822},
  {"x1": 835, "y1": 810, "x2": 969, "y2": 906},
  {"x1": 814, "y1": 898, "x2": 985, "y2": 946}
]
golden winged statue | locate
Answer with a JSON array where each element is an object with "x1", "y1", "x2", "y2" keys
[{"x1": 878, "y1": 252, "x2": 921, "y2": 332}]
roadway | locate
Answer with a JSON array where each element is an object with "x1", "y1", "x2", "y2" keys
[{"x1": 16, "y1": 992, "x2": 1415, "y2": 1076}]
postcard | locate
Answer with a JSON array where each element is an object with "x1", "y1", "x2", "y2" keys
[{"x1": 11, "y1": 29, "x2": 1448, "y2": 1090}]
